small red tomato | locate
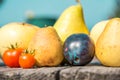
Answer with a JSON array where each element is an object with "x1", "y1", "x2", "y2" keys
[
  {"x1": 19, "y1": 53, "x2": 35, "y2": 68},
  {"x1": 3, "y1": 48, "x2": 23, "y2": 68}
]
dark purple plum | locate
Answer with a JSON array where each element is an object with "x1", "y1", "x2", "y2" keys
[{"x1": 63, "y1": 33, "x2": 95, "y2": 66}]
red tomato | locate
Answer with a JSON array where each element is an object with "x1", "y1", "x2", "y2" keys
[
  {"x1": 2, "y1": 48, "x2": 23, "y2": 68},
  {"x1": 19, "y1": 53, "x2": 35, "y2": 68}
]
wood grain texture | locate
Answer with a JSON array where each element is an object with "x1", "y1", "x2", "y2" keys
[
  {"x1": 0, "y1": 58, "x2": 120, "y2": 80},
  {"x1": 0, "y1": 66, "x2": 119, "y2": 80}
]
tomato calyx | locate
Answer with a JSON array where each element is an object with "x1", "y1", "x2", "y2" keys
[
  {"x1": 23, "y1": 49, "x2": 35, "y2": 55},
  {"x1": 7, "y1": 43, "x2": 19, "y2": 49}
]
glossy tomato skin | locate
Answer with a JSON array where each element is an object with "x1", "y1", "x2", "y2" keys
[
  {"x1": 3, "y1": 48, "x2": 23, "y2": 68},
  {"x1": 63, "y1": 33, "x2": 95, "y2": 66},
  {"x1": 19, "y1": 54, "x2": 35, "y2": 68}
]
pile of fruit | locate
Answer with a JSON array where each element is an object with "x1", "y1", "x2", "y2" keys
[{"x1": 0, "y1": 1, "x2": 120, "y2": 69}]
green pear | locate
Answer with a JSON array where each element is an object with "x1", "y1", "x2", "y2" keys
[{"x1": 54, "y1": 4, "x2": 89, "y2": 43}]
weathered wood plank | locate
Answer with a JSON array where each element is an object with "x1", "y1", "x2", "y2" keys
[
  {"x1": 0, "y1": 58, "x2": 120, "y2": 80},
  {"x1": 0, "y1": 66, "x2": 120, "y2": 80},
  {"x1": 0, "y1": 67, "x2": 67, "y2": 80},
  {"x1": 60, "y1": 66, "x2": 120, "y2": 80},
  {"x1": 20, "y1": 67, "x2": 67, "y2": 80}
]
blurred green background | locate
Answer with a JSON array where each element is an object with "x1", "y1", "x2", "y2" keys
[{"x1": 0, "y1": 0, "x2": 120, "y2": 30}]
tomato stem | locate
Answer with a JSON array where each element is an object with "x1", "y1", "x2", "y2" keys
[
  {"x1": 23, "y1": 49, "x2": 35, "y2": 55},
  {"x1": 9, "y1": 43, "x2": 19, "y2": 49},
  {"x1": 24, "y1": 49, "x2": 29, "y2": 53},
  {"x1": 30, "y1": 49, "x2": 35, "y2": 54},
  {"x1": 15, "y1": 43, "x2": 18, "y2": 48},
  {"x1": 10, "y1": 44, "x2": 15, "y2": 49}
]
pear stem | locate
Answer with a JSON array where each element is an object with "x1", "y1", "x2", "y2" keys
[{"x1": 76, "y1": 0, "x2": 80, "y2": 3}]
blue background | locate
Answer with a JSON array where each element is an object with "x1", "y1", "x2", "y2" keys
[{"x1": 0, "y1": 0, "x2": 118, "y2": 30}]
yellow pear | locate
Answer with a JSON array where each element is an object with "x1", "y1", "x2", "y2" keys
[
  {"x1": 90, "y1": 20, "x2": 109, "y2": 45},
  {"x1": 54, "y1": 4, "x2": 89, "y2": 43},
  {"x1": 28, "y1": 26, "x2": 64, "y2": 67},
  {"x1": 96, "y1": 18, "x2": 120, "y2": 67}
]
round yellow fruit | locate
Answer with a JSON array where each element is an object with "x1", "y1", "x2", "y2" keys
[
  {"x1": 0, "y1": 22, "x2": 40, "y2": 57},
  {"x1": 96, "y1": 18, "x2": 120, "y2": 67},
  {"x1": 90, "y1": 20, "x2": 109, "y2": 45}
]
